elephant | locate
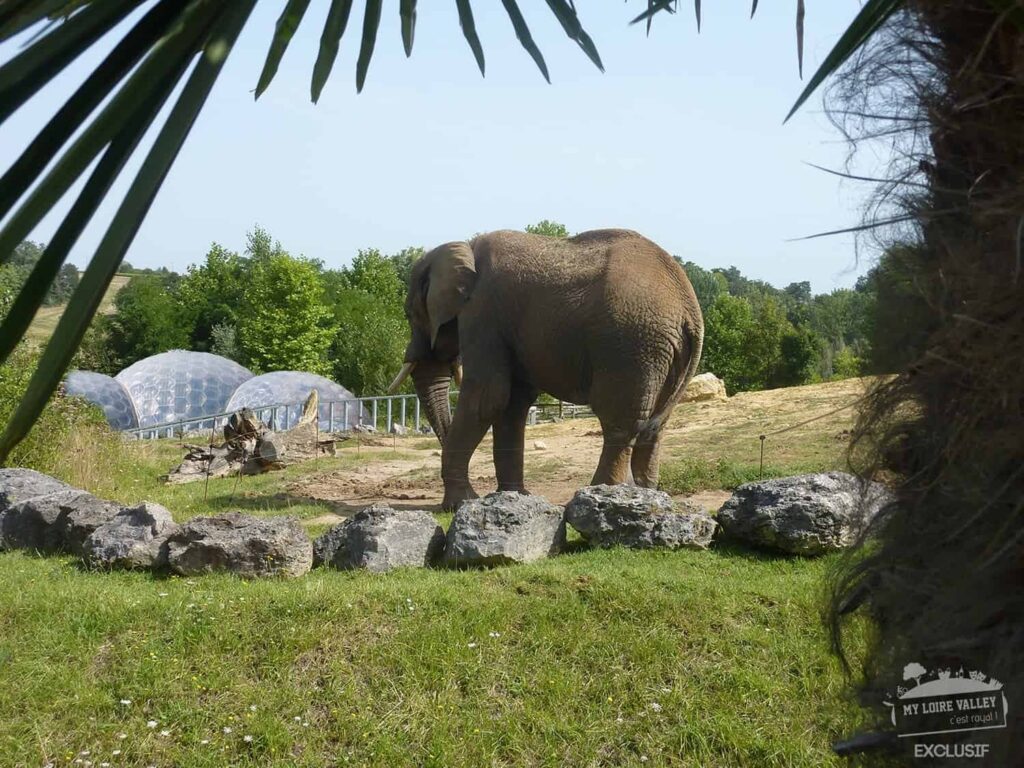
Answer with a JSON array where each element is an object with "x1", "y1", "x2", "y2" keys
[{"x1": 388, "y1": 229, "x2": 704, "y2": 510}]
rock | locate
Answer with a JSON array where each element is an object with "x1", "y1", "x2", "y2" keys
[
  {"x1": 82, "y1": 502, "x2": 180, "y2": 569},
  {"x1": 314, "y1": 505, "x2": 445, "y2": 572},
  {"x1": 444, "y1": 492, "x2": 565, "y2": 567},
  {"x1": 431, "y1": 450, "x2": 442, "y2": 457},
  {"x1": 0, "y1": 468, "x2": 70, "y2": 512},
  {"x1": 419, "y1": 425, "x2": 433, "y2": 435},
  {"x1": 1, "y1": 489, "x2": 119, "y2": 553},
  {"x1": 165, "y1": 513, "x2": 312, "y2": 578},
  {"x1": 353, "y1": 424, "x2": 376, "y2": 434},
  {"x1": 390, "y1": 422, "x2": 408, "y2": 436},
  {"x1": 564, "y1": 485, "x2": 717, "y2": 550},
  {"x1": 716, "y1": 471, "x2": 892, "y2": 556},
  {"x1": 53, "y1": 494, "x2": 123, "y2": 555},
  {"x1": 533, "y1": 440, "x2": 548, "y2": 451},
  {"x1": 681, "y1": 372, "x2": 728, "y2": 403}
]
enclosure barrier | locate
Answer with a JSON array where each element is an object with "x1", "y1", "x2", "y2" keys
[{"x1": 122, "y1": 392, "x2": 592, "y2": 440}]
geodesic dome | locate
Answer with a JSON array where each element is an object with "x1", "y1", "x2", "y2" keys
[
  {"x1": 63, "y1": 371, "x2": 139, "y2": 430},
  {"x1": 114, "y1": 350, "x2": 253, "y2": 429},
  {"x1": 224, "y1": 371, "x2": 367, "y2": 431}
]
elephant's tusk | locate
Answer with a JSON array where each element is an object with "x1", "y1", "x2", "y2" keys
[
  {"x1": 387, "y1": 362, "x2": 416, "y2": 394},
  {"x1": 452, "y1": 362, "x2": 463, "y2": 388}
]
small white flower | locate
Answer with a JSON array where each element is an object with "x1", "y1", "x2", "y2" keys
[
  {"x1": 649, "y1": 702, "x2": 662, "y2": 713},
  {"x1": 100, "y1": 763, "x2": 111, "y2": 767},
  {"x1": 158, "y1": 592, "x2": 168, "y2": 597},
  {"x1": 119, "y1": 699, "x2": 132, "y2": 706},
  {"x1": 640, "y1": 757, "x2": 649, "y2": 764},
  {"x1": 243, "y1": 735, "x2": 253, "y2": 743},
  {"x1": 249, "y1": 704, "x2": 257, "y2": 712},
  {"x1": 159, "y1": 729, "x2": 170, "y2": 737},
  {"x1": 222, "y1": 726, "x2": 233, "y2": 734},
  {"x1": 200, "y1": 739, "x2": 210, "y2": 745},
  {"x1": 111, "y1": 751, "x2": 121, "y2": 756},
  {"x1": 147, "y1": 720, "x2": 158, "y2": 728},
  {"x1": 660, "y1": 687, "x2": 671, "y2": 694},
  {"x1": 467, "y1": 642, "x2": 477, "y2": 649},
  {"x1": 294, "y1": 716, "x2": 302, "y2": 722},
  {"x1": 488, "y1": 632, "x2": 501, "y2": 638},
  {"x1": 302, "y1": 721, "x2": 309, "y2": 727},
  {"x1": 117, "y1": 733, "x2": 127, "y2": 740},
  {"x1": 79, "y1": 752, "x2": 90, "y2": 757}
]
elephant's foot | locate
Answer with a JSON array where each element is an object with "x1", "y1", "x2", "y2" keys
[
  {"x1": 441, "y1": 483, "x2": 478, "y2": 512},
  {"x1": 496, "y1": 483, "x2": 531, "y2": 496}
]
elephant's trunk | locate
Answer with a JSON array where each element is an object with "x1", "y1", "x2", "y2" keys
[{"x1": 412, "y1": 362, "x2": 452, "y2": 445}]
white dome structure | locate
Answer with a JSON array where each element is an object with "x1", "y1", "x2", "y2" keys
[
  {"x1": 224, "y1": 371, "x2": 366, "y2": 431},
  {"x1": 114, "y1": 350, "x2": 253, "y2": 428},
  {"x1": 64, "y1": 371, "x2": 139, "y2": 430}
]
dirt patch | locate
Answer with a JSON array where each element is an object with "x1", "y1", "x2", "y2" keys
[{"x1": 288, "y1": 378, "x2": 869, "y2": 514}]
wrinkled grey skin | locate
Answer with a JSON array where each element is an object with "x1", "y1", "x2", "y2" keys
[{"x1": 400, "y1": 230, "x2": 704, "y2": 510}]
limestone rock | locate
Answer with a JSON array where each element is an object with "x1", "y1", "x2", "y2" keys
[
  {"x1": 166, "y1": 513, "x2": 312, "y2": 577},
  {"x1": 83, "y1": 502, "x2": 180, "y2": 569},
  {"x1": 681, "y1": 372, "x2": 728, "y2": 403},
  {"x1": 533, "y1": 440, "x2": 548, "y2": 451},
  {"x1": 314, "y1": 505, "x2": 445, "y2": 572},
  {"x1": 1, "y1": 489, "x2": 117, "y2": 553},
  {"x1": 444, "y1": 492, "x2": 565, "y2": 567},
  {"x1": 0, "y1": 468, "x2": 70, "y2": 512},
  {"x1": 565, "y1": 485, "x2": 717, "y2": 550},
  {"x1": 716, "y1": 471, "x2": 892, "y2": 556},
  {"x1": 390, "y1": 423, "x2": 409, "y2": 436}
]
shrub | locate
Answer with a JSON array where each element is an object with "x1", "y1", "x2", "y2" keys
[{"x1": 0, "y1": 344, "x2": 129, "y2": 488}]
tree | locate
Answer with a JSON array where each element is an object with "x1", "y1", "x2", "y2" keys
[
  {"x1": 525, "y1": 220, "x2": 569, "y2": 238},
  {"x1": 329, "y1": 289, "x2": 408, "y2": 396},
  {"x1": 388, "y1": 246, "x2": 424, "y2": 289},
  {"x1": 104, "y1": 275, "x2": 190, "y2": 368},
  {"x1": 236, "y1": 252, "x2": 335, "y2": 375},
  {"x1": 677, "y1": 260, "x2": 728, "y2": 314},
  {"x1": 175, "y1": 243, "x2": 247, "y2": 352}
]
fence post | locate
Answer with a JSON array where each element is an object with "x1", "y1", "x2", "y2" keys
[
  {"x1": 372, "y1": 399, "x2": 378, "y2": 431},
  {"x1": 387, "y1": 397, "x2": 393, "y2": 434},
  {"x1": 329, "y1": 401, "x2": 335, "y2": 432},
  {"x1": 415, "y1": 398, "x2": 420, "y2": 431},
  {"x1": 401, "y1": 397, "x2": 407, "y2": 429}
]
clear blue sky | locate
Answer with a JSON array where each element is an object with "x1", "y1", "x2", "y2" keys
[{"x1": 2, "y1": 2, "x2": 876, "y2": 294}]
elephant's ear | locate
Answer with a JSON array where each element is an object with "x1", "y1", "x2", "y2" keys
[{"x1": 426, "y1": 241, "x2": 477, "y2": 347}]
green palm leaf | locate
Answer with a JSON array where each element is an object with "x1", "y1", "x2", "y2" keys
[
  {"x1": 400, "y1": 0, "x2": 417, "y2": 56},
  {"x1": 255, "y1": 0, "x2": 312, "y2": 98},
  {"x1": 0, "y1": 1, "x2": 257, "y2": 463},
  {"x1": 454, "y1": 0, "x2": 485, "y2": 75},
  {"x1": 355, "y1": 0, "x2": 383, "y2": 93},
  {"x1": 311, "y1": 0, "x2": 355, "y2": 103},
  {"x1": 500, "y1": 0, "x2": 549, "y2": 83}
]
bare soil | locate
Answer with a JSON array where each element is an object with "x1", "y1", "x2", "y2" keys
[{"x1": 288, "y1": 377, "x2": 870, "y2": 514}]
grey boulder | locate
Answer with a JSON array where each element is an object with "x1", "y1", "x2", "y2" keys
[
  {"x1": 314, "y1": 505, "x2": 445, "y2": 572},
  {"x1": 565, "y1": 485, "x2": 717, "y2": 550},
  {"x1": 716, "y1": 471, "x2": 892, "y2": 556},
  {"x1": 444, "y1": 492, "x2": 565, "y2": 567},
  {"x1": 165, "y1": 512, "x2": 312, "y2": 577},
  {"x1": 1, "y1": 489, "x2": 118, "y2": 553},
  {"x1": 0, "y1": 468, "x2": 70, "y2": 512},
  {"x1": 83, "y1": 502, "x2": 180, "y2": 569}
]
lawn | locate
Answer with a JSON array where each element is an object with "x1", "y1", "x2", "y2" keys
[{"x1": 0, "y1": 379, "x2": 875, "y2": 767}]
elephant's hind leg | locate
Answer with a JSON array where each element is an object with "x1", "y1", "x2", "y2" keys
[
  {"x1": 632, "y1": 425, "x2": 668, "y2": 488},
  {"x1": 591, "y1": 423, "x2": 636, "y2": 486}
]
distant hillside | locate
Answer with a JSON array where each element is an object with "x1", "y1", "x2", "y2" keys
[{"x1": 25, "y1": 273, "x2": 133, "y2": 346}]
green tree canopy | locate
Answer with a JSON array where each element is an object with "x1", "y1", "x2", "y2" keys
[
  {"x1": 525, "y1": 220, "x2": 569, "y2": 238},
  {"x1": 236, "y1": 252, "x2": 335, "y2": 375}
]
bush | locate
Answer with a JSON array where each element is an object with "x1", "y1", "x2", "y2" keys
[{"x1": 0, "y1": 345, "x2": 128, "y2": 488}]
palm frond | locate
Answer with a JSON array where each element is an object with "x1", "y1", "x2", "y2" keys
[{"x1": 255, "y1": 0, "x2": 312, "y2": 98}]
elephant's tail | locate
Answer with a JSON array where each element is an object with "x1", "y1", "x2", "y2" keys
[{"x1": 637, "y1": 318, "x2": 704, "y2": 443}]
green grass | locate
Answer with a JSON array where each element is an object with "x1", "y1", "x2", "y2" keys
[
  {"x1": 658, "y1": 457, "x2": 832, "y2": 495},
  {"x1": 0, "y1": 546, "x2": 868, "y2": 767}
]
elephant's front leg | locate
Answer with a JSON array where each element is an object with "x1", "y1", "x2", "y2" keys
[
  {"x1": 440, "y1": 397, "x2": 492, "y2": 511},
  {"x1": 492, "y1": 385, "x2": 538, "y2": 493}
]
